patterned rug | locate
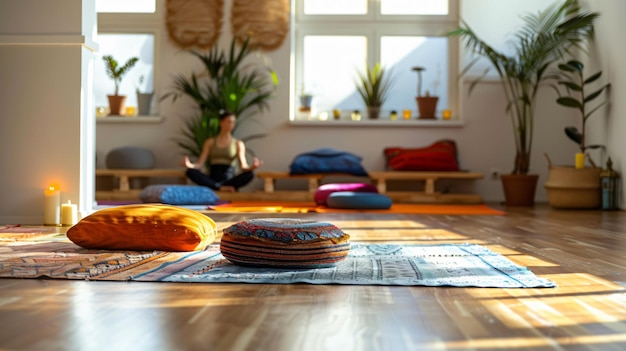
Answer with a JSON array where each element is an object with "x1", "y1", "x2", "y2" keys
[{"x1": 0, "y1": 232, "x2": 554, "y2": 288}]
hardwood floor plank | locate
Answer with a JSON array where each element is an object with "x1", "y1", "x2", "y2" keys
[{"x1": 1, "y1": 204, "x2": 626, "y2": 350}]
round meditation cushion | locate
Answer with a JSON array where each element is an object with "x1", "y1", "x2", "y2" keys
[
  {"x1": 220, "y1": 218, "x2": 351, "y2": 268},
  {"x1": 326, "y1": 191, "x2": 393, "y2": 210},
  {"x1": 314, "y1": 182, "x2": 379, "y2": 206}
]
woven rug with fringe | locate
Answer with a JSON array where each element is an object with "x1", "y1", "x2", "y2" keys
[{"x1": 0, "y1": 232, "x2": 553, "y2": 288}]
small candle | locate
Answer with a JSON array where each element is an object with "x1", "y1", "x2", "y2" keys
[
  {"x1": 44, "y1": 185, "x2": 61, "y2": 226},
  {"x1": 351, "y1": 110, "x2": 361, "y2": 121},
  {"x1": 390, "y1": 110, "x2": 398, "y2": 120},
  {"x1": 442, "y1": 109, "x2": 452, "y2": 120},
  {"x1": 319, "y1": 111, "x2": 329, "y2": 120},
  {"x1": 333, "y1": 109, "x2": 341, "y2": 120},
  {"x1": 61, "y1": 200, "x2": 78, "y2": 226},
  {"x1": 125, "y1": 106, "x2": 136, "y2": 116},
  {"x1": 575, "y1": 153, "x2": 585, "y2": 169},
  {"x1": 403, "y1": 109, "x2": 412, "y2": 120}
]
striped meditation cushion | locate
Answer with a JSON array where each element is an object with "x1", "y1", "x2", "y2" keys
[{"x1": 220, "y1": 218, "x2": 351, "y2": 268}]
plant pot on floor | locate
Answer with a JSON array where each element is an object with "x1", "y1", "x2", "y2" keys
[
  {"x1": 107, "y1": 95, "x2": 127, "y2": 116},
  {"x1": 501, "y1": 174, "x2": 539, "y2": 206},
  {"x1": 416, "y1": 96, "x2": 439, "y2": 119},
  {"x1": 544, "y1": 164, "x2": 601, "y2": 209}
]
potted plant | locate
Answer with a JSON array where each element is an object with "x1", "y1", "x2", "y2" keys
[
  {"x1": 448, "y1": 0, "x2": 598, "y2": 206},
  {"x1": 412, "y1": 66, "x2": 438, "y2": 119},
  {"x1": 355, "y1": 62, "x2": 394, "y2": 119},
  {"x1": 544, "y1": 60, "x2": 611, "y2": 208},
  {"x1": 102, "y1": 55, "x2": 139, "y2": 116},
  {"x1": 136, "y1": 75, "x2": 154, "y2": 116},
  {"x1": 161, "y1": 37, "x2": 278, "y2": 169}
]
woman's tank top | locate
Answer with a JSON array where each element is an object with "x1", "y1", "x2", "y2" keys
[{"x1": 209, "y1": 138, "x2": 238, "y2": 166}]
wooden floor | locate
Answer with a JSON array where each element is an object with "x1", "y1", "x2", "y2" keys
[{"x1": 1, "y1": 204, "x2": 625, "y2": 350}]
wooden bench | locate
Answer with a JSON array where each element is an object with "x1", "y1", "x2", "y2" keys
[
  {"x1": 368, "y1": 171, "x2": 484, "y2": 203},
  {"x1": 255, "y1": 170, "x2": 484, "y2": 203},
  {"x1": 96, "y1": 168, "x2": 187, "y2": 192}
]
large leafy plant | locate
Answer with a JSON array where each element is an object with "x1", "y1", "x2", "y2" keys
[
  {"x1": 162, "y1": 37, "x2": 279, "y2": 164},
  {"x1": 552, "y1": 59, "x2": 610, "y2": 165},
  {"x1": 102, "y1": 55, "x2": 139, "y2": 96},
  {"x1": 448, "y1": 0, "x2": 598, "y2": 174},
  {"x1": 355, "y1": 62, "x2": 393, "y2": 107}
]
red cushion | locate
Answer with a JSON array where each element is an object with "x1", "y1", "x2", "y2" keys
[
  {"x1": 384, "y1": 140, "x2": 460, "y2": 171},
  {"x1": 314, "y1": 183, "x2": 378, "y2": 206}
]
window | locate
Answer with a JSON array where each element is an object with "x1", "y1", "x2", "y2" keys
[
  {"x1": 96, "y1": 0, "x2": 156, "y2": 13},
  {"x1": 95, "y1": 0, "x2": 158, "y2": 115},
  {"x1": 292, "y1": 0, "x2": 459, "y2": 120}
]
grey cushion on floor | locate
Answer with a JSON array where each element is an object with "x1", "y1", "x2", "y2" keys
[{"x1": 106, "y1": 146, "x2": 155, "y2": 169}]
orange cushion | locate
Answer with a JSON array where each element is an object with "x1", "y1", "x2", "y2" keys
[{"x1": 67, "y1": 204, "x2": 217, "y2": 251}]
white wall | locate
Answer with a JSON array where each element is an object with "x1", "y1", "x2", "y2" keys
[{"x1": 0, "y1": 0, "x2": 97, "y2": 224}]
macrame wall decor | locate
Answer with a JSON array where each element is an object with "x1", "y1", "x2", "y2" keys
[
  {"x1": 166, "y1": 0, "x2": 223, "y2": 49},
  {"x1": 231, "y1": 0, "x2": 290, "y2": 51}
]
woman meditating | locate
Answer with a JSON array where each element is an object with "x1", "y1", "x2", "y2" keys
[{"x1": 183, "y1": 111, "x2": 262, "y2": 192}]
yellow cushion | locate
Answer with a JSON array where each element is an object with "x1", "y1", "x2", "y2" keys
[{"x1": 67, "y1": 204, "x2": 217, "y2": 251}]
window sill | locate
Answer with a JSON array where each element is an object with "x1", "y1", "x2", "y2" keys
[
  {"x1": 288, "y1": 118, "x2": 464, "y2": 127},
  {"x1": 96, "y1": 116, "x2": 163, "y2": 124}
]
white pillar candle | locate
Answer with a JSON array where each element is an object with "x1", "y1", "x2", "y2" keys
[
  {"x1": 61, "y1": 200, "x2": 78, "y2": 226},
  {"x1": 43, "y1": 185, "x2": 61, "y2": 226}
]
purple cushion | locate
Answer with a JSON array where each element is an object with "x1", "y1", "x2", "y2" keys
[{"x1": 314, "y1": 183, "x2": 378, "y2": 206}]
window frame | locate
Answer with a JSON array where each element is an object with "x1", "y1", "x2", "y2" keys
[
  {"x1": 291, "y1": 0, "x2": 460, "y2": 122},
  {"x1": 96, "y1": 7, "x2": 161, "y2": 115}
]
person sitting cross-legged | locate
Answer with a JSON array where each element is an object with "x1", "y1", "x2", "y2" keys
[{"x1": 183, "y1": 111, "x2": 262, "y2": 192}]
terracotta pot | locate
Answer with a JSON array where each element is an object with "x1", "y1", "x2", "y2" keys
[
  {"x1": 367, "y1": 106, "x2": 380, "y2": 119},
  {"x1": 544, "y1": 166, "x2": 601, "y2": 209},
  {"x1": 501, "y1": 174, "x2": 538, "y2": 206},
  {"x1": 107, "y1": 95, "x2": 127, "y2": 116},
  {"x1": 416, "y1": 96, "x2": 439, "y2": 119}
]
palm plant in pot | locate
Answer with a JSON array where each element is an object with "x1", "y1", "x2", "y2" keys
[
  {"x1": 544, "y1": 59, "x2": 611, "y2": 208},
  {"x1": 161, "y1": 37, "x2": 278, "y2": 169},
  {"x1": 412, "y1": 66, "x2": 439, "y2": 119},
  {"x1": 103, "y1": 55, "x2": 139, "y2": 116},
  {"x1": 355, "y1": 62, "x2": 394, "y2": 119},
  {"x1": 448, "y1": 0, "x2": 598, "y2": 206}
]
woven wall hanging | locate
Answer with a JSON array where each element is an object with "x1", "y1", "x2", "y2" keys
[
  {"x1": 231, "y1": 0, "x2": 290, "y2": 51},
  {"x1": 166, "y1": 0, "x2": 223, "y2": 49}
]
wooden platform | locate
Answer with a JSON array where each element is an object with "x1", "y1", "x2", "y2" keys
[
  {"x1": 256, "y1": 170, "x2": 484, "y2": 204},
  {"x1": 95, "y1": 168, "x2": 186, "y2": 198}
]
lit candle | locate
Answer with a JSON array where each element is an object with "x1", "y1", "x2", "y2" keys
[
  {"x1": 43, "y1": 185, "x2": 61, "y2": 226},
  {"x1": 575, "y1": 153, "x2": 585, "y2": 169},
  {"x1": 403, "y1": 109, "x2": 412, "y2": 120},
  {"x1": 61, "y1": 200, "x2": 78, "y2": 226},
  {"x1": 125, "y1": 106, "x2": 136, "y2": 116}
]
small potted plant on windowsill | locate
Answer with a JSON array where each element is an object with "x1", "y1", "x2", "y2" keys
[
  {"x1": 136, "y1": 75, "x2": 154, "y2": 116},
  {"x1": 412, "y1": 66, "x2": 439, "y2": 119},
  {"x1": 355, "y1": 62, "x2": 394, "y2": 119},
  {"x1": 544, "y1": 59, "x2": 611, "y2": 209},
  {"x1": 103, "y1": 55, "x2": 139, "y2": 116}
]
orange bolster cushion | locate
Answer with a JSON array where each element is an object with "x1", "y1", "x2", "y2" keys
[{"x1": 67, "y1": 204, "x2": 217, "y2": 251}]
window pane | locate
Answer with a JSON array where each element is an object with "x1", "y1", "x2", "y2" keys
[
  {"x1": 381, "y1": 0, "x2": 448, "y2": 15},
  {"x1": 96, "y1": 0, "x2": 156, "y2": 13},
  {"x1": 302, "y1": 36, "x2": 367, "y2": 113},
  {"x1": 304, "y1": 0, "x2": 367, "y2": 15},
  {"x1": 381, "y1": 36, "x2": 448, "y2": 115},
  {"x1": 94, "y1": 34, "x2": 155, "y2": 110}
]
